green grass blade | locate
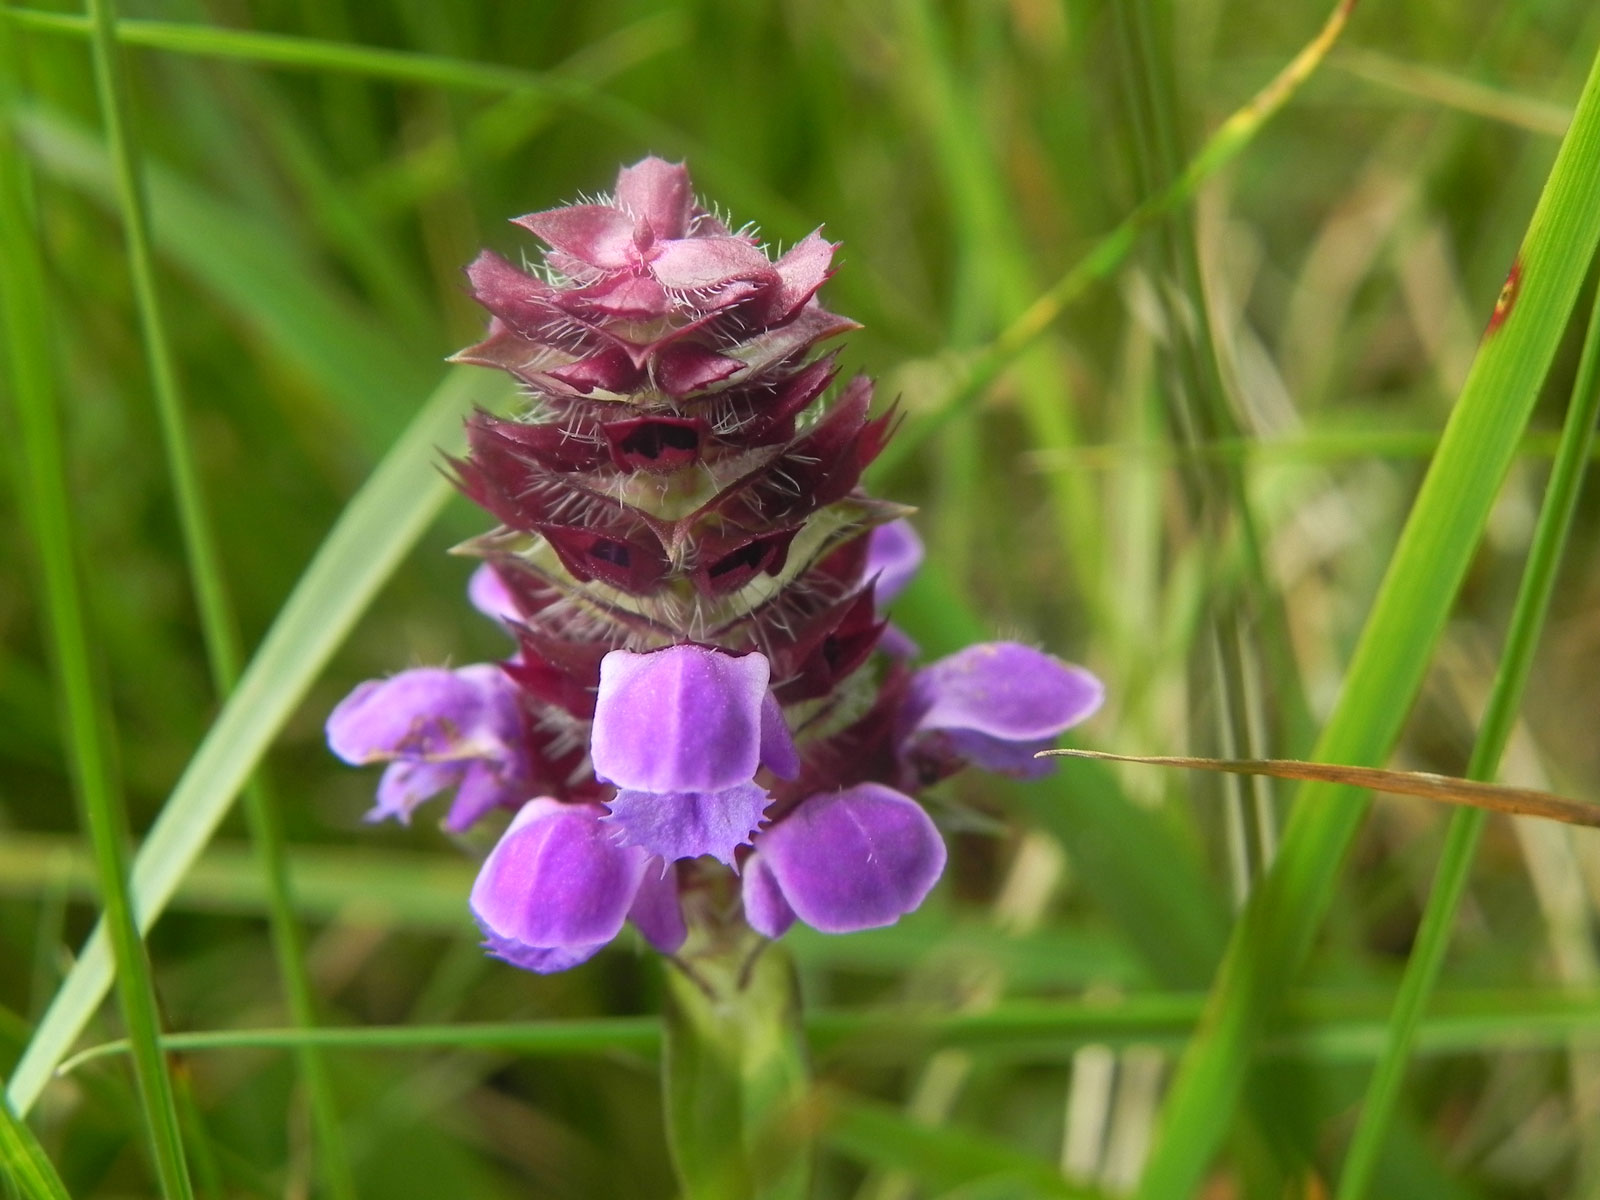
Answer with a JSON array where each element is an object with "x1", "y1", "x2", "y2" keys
[
  {"x1": 1134, "y1": 37, "x2": 1600, "y2": 1200},
  {"x1": 2, "y1": 8, "x2": 805, "y2": 236},
  {"x1": 5, "y1": 366, "x2": 505, "y2": 1117},
  {"x1": 824, "y1": 1092, "x2": 1105, "y2": 1200},
  {"x1": 1335, "y1": 241, "x2": 1600, "y2": 1200},
  {"x1": 871, "y1": 0, "x2": 1355, "y2": 480},
  {"x1": 13, "y1": 106, "x2": 431, "y2": 444},
  {"x1": 50, "y1": 987, "x2": 1600, "y2": 1074},
  {"x1": 80, "y1": 1, "x2": 356, "y2": 1194},
  {"x1": 3, "y1": 9, "x2": 191, "y2": 1195},
  {"x1": 0, "y1": 1091, "x2": 71, "y2": 1200}
]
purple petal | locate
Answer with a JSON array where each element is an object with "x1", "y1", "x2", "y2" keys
[
  {"x1": 740, "y1": 852, "x2": 797, "y2": 939},
  {"x1": 750, "y1": 785, "x2": 946, "y2": 934},
  {"x1": 604, "y1": 782, "x2": 770, "y2": 866},
  {"x1": 615, "y1": 157, "x2": 693, "y2": 240},
  {"x1": 369, "y1": 760, "x2": 464, "y2": 824},
  {"x1": 483, "y1": 933, "x2": 605, "y2": 975},
  {"x1": 628, "y1": 863, "x2": 687, "y2": 953},
  {"x1": 908, "y1": 643, "x2": 1103, "y2": 743},
  {"x1": 326, "y1": 665, "x2": 517, "y2": 764},
  {"x1": 760, "y1": 693, "x2": 800, "y2": 781},
  {"x1": 903, "y1": 643, "x2": 1103, "y2": 780},
  {"x1": 443, "y1": 758, "x2": 525, "y2": 832},
  {"x1": 468, "y1": 563, "x2": 520, "y2": 625},
  {"x1": 515, "y1": 205, "x2": 636, "y2": 270},
  {"x1": 877, "y1": 624, "x2": 921, "y2": 661},
  {"x1": 470, "y1": 799, "x2": 646, "y2": 952},
  {"x1": 650, "y1": 236, "x2": 775, "y2": 293},
  {"x1": 866, "y1": 519, "x2": 924, "y2": 606},
  {"x1": 591, "y1": 646, "x2": 770, "y2": 793}
]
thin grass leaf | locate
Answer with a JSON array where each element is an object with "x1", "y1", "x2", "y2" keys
[
  {"x1": 1134, "y1": 37, "x2": 1600, "y2": 1200},
  {"x1": 1335, "y1": 226, "x2": 1600, "y2": 1200},
  {"x1": 5, "y1": 366, "x2": 506, "y2": 1117},
  {"x1": 14, "y1": 106, "x2": 431, "y2": 445},
  {"x1": 822, "y1": 1091, "x2": 1106, "y2": 1200},
  {"x1": 2, "y1": 8, "x2": 808, "y2": 237},
  {"x1": 1038, "y1": 750, "x2": 1600, "y2": 828},
  {"x1": 49, "y1": 985, "x2": 1600, "y2": 1078},
  {"x1": 1335, "y1": 49, "x2": 1572, "y2": 136},
  {"x1": 3, "y1": 8, "x2": 191, "y2": 1194},
  {"x1": 871, "y1": 0, "x2": 1356, "y2": 479},
  {"x1": 0, "y1": 1091, "x2": 70, "y2": 1200},
  {"x1": 79, "y1": 0, "x2": 358, "y2": 1192}
]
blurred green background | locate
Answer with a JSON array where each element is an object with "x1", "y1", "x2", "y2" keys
[{"x1": 5, "y1": 0, "x2": 1600, "y2": 1196}]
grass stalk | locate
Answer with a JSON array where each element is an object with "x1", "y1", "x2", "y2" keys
[
  {"x1": 1134, "y1": 35, "x2": 1600, "y2": 1199},
  {"x1": 1, "y1": 8, "x2": 192, "y2": 1195},
  {"x1": 1334, "y1": 257, "x2": 1600, "y2": 1198},
  {"x1": 82, "y1": 0, "x2": 356, "y2": 1193}
]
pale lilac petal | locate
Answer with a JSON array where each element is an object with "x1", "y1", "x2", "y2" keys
[
  {"x1": 910, "y1": 643, "x2": 1101, "y2": 737},
  {"x1": 443, "y1": 759, "x2": 525, "y2": 833},
  {"x1": 604, "y1": 782, "x2": 769, "y2": 866},
  {"x1": 614, "y1": 157, "x2": 692, "y2": 239},
  {"x1": 591, "y1": 646, "x2": 770, "y2": 793},
  {"x1": 471, "y1": 800, "x2": 647, "y2": 955},
  {"x1": 902, "y1": 644, "x2": 1103, "y2": 780},
  {"x1": 650, "y1": 236, "x2": 775, "y2": 292},
  {"x1": 751, "y1": 785, "x2": 946, "y2": 934},
  {"x1": 759, "y1": 693, "x2": 800, "y2": 781},
  {"x1": 469, "y1": 563, "x2": 520, "y2": 625},
  {"x1": 629, "y1": 863, "x2": 687, "y2": 953},
  {"x1": 867, "y1": 519, "x2": 924, "y2": 605},
  {"x1": 877, "y1": 624, "x2": 920, "y2": 660},
  {"x1": 515, "y1": 205, "x2": 636, "y2": 269},
  {"x1": 483, "y1": 933, "x2": 605, "y2": 975},
  {"x1": 327, "y1": 666, "x2": 514, "y2": 764},
  {"x1": 369, "y1": 760, "x2": 463, "y2": 824},
  {"x1": 740, "y1": 851, "x2": 797, "y2": 939}
]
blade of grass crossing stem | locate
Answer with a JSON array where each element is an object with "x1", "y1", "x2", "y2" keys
[
  {"x1": 1, "y1": 14, "x2": 192, "y2": 1198},
  {"x1": 47, "y1": 987, "x2": 1600, "y2": 1075},
  {"x1": 1134, "y1": 41, "x2": 1600, "y2": 1200},
  {"x1": 5, "y1": 367, "x2": 505, "y2": 1116},
  {"x1": 0, "y1": 1087, "x2": 71, "y2": 1200},
  {"x1": 82, "y1": 1, "x2": 355, "y2": 1194},
  {"x1": 1336, "y1": 245, "x2": 1600, "y2": 1199}
]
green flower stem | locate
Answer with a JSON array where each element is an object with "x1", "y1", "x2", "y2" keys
[{"x1": 662, "y1": 935, "x2": 812, "y2": 1200}]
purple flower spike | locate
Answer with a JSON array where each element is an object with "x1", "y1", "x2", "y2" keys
[
  {"x1": 742, "y1": 784, "x2": 947, "y2": 937},
  {"x1": 591, "y1": 645, "x2": 797, "y2": 864},
  {"x1": 326, "y1": 664, "x2": 529, "y2": 829},
  {"x1": 471, "y1": 799, "x2": 648, "y2": 974},
  {"x1": 866, "y1": 519, "x2": 924, "y2": 605},
  {"x1": 904, "y1": 643, "x2": 1104, "y2": 781}
]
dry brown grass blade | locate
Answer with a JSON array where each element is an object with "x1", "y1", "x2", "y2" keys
[{"x1": 1036, "y1": 749, "x2": 1600, "y2": 829}]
